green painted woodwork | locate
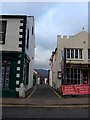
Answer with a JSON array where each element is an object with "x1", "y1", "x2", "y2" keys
[
  {"x1": 9, "y1": 59, "x2": 17, "y2": 90},
  {"x1": 2, "y1": 52, "x2": 20, "y2": 97},
  {"x1": 2, "y1": 90, "x2": 19, "y2": 97}
]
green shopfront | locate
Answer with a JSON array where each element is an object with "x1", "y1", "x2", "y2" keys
[
  {"x1": 1, "y1": 52, "x2": 30, "y2": 97},
  {"x1": 1, "y1": 52, "x2": 20, "y2": 97}
]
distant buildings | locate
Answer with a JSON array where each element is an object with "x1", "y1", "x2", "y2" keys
[
  {"x1": 34, "y1": 69, "x2": 48, "y2": 85},
  {"x1": 0, "y1": 15, "x2": 35, "y2": 97},
  {"x1": 49, "y1": 31, "x2": 90, "y2": 94},
  {"x1": 33, "y1": 70, "x2": 40, "y2": 85}
]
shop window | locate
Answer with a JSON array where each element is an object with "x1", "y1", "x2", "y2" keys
[
  {"x1": 24, "y1": 61, "x2": 29, "y2": 86},
  {"x1": 66, "y1": 68, "x2": 81, "y2": 85},
  {"x1": 26, "y1": 62, "x2": 29, "y2": 85},
  {"x1": 0, "y1": 21, "x2": 7, "y2": 44},
  {"x1": 2, "y1": 61, "x2": 11, "y2": 89}
]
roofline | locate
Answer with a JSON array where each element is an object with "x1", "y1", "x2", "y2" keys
[{"x1": 0, "y1": 15, "x2": 34, "y2": 19}]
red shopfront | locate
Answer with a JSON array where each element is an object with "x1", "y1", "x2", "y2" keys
[{"x1": 61, "y1": 63, "x2": 90, "y2": 95}]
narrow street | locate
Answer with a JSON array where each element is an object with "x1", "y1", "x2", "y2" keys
[
  {"x1": 24, "y1": 84, "x2": 61, "y2": 105},
  {"x1": 2, "y1": 84, "x2": 89, "y2": 118},
  {"x1": 30, "y1": 84, "x2": 60, "y2": 100}
]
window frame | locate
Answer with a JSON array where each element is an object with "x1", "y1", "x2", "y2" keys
[
  {"x1": 66, "y1": 48, "x2": 70, "y2": 58},
  {"x1": 26, "y1": 29, "x2": 29, "y2": 49},
  {"x1": 2, "y1": 61, "x2": 11, "y2": 89},
  {"x1": 88, "y1": 49, "x2": 90, "y2": 59},
  {"x1": 24, "y1": 61, "x2": 29, "y2": 86},
  {"x1": 66, "y1": 48, "x2": 83, "y2": 60},
  {"x1": 66, "y1": 68, "x2": 81, "y2": 85},
  {"x1": 0, "y1": 21, "x2": 7, "y2": 45},
  {"x1": 32, "y1": 26, "x2": 34, "y2": 35}
]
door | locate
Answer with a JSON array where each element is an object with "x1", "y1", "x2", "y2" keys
[
  {"x1": 2, "y1": 61, "x2": 11, "y2": 89},
  {"x1": 83, "y1": 70, "x2": 88, "y2": 84}
]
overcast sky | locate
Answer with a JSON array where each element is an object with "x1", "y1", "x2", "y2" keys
[{"x1": 1, "y1": 1, "x2": 88, "y2": 70}]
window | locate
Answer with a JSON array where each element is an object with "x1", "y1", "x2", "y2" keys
[
  {"x1": 26, "y1": 29, "x2": 29, "y2": 49},
  {"x1": 26, "y1": 62, "x2": 29, "y2": 85},
  {"x1": 71, "y1": 49, "x2": 74, "y2": 58},
  {"x1": 66, "y1": 49, "x2": 70, "y2": 58},
  {"x1": 32, "y1": 26, "x2": 34, "y2": 35},
  {"x1": 88, "y1": 49, "x2": 90, "y2": 59},
  {"x1": 2, "y1": 61, "x2": 11, "y2": 89},
  {"x1": 66, "y1": 68, "x2": 81, "y2": 85},
  {"x1": 0, "y1": 21, "x2": 7, "y2": 44},
  {"x1": 79, "y1": 49, "x2": 82, "y2": 59},
  {"x1": 75, "y1": 49, "x2": 78, "y2": 59},
  {"x1": 24, "y1": 61, "x2": 29, "y2": 86},
  {"x1": 66, "y1": 48, "x2": 82, "y2": 59},
  {"x1": 66, "y1": 68, "x2": 70, "y2": 84}
]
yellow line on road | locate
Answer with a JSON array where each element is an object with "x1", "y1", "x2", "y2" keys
[
  {"x1": 50, "y1": 86, "x2": 61, "y2": 99},
  {"x1": 28, "y1": 86, "x2": 37, "y2": 98}
]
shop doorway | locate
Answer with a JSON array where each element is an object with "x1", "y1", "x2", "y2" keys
[{"x1": 83, "y1": 70, "x2": 88, "y2": 84}]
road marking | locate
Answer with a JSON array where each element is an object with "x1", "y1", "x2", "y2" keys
[
  {"x1": 50, "y1": 86, "x2": 61, "y2": 99},
  {"x1": 28, "y1": 86, "x2": 37, "y2": 98},
  {"x1": 1, "y1": 104, "x2": 90, "y2": 108}
]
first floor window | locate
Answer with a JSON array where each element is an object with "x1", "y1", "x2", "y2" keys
[
  {"x1": 66, "y1": 48, "x2": 82, "y2": 59},
  {"x1": 75, "y1": 49, "x2": 78, "y2": 59},
  {"x1": 66, "y1": 49, "x2": 70, "y2": 58},
  {"x1": 26, "y1": 29, "x2": 29, "y2": 49},
  {"x1": 0, "y1": 21, "x2": 7, "y2": 44},
  {"x1": 79, "y1": 49, "x2": 82, "y2": 59},
  {"x1": 2, "y1": 61, "x2": 11, "y2": 88},
  {"x1": 88, "y1": 49, "x2": 90, "y2": 59},
  {"x1": 71, "y1": 49, "x2": 74, "y2": 58}
]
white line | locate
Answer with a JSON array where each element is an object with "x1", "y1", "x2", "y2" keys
[
  {"x1": 50, "y1": 86, "x2": 61, "y2": 99},
  {"x1": 28, "y1": 86, "x2": 37, "y2": 98}
]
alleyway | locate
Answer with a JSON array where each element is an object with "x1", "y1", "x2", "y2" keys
[
  {"x1": 31, "y1": 84, "x2": 59, "y2": 99},
  {"x1": 28, "y1": 84, "x2": 60, "y2": 104}
]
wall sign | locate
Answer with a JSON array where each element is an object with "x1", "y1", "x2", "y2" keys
[{"x1": 62, "y1": 84, "x2": 90, "y2": 95}]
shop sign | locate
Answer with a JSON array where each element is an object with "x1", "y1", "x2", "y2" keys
[
  {"x1": 62, "y1": 85, "x2": 76, "y2": 95},
  {"x1": 76, "y1": 84, "x2": 90, "y2": 95},
  {"x1": 62, "y1": 84, "x2": 90, "y2": 95}
]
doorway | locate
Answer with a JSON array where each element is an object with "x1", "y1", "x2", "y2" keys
[{"x1": 83, "y1": 70, "x2": 88, "y2": 84}]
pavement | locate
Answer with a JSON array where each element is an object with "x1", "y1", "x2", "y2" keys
[
  {"x1": 1, "y1": 97, "x2": 90, "y2": 106},
  {"x1": 0, "y1": 84, "x2": 90, "y2": 106}
]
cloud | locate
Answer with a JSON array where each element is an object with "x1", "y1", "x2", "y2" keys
[
  {"x1": 1, "y1": 2, "x2": 88, "y2": 69},
  {"x1": 36, "y1": 33, "x2": 57, "y2": 50},
  {"x1": 34, "y1": 46, "x2": 52, "y2": 69},
  {"x1": 34, "y1": 2, "x2": 88, "y2": 70},
  {"x1": 2, "y1": 2, "x2": 59, "y2": 19},
  {"x1": 36, "y1": 2, "x2": 88, "y2": 36}
]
